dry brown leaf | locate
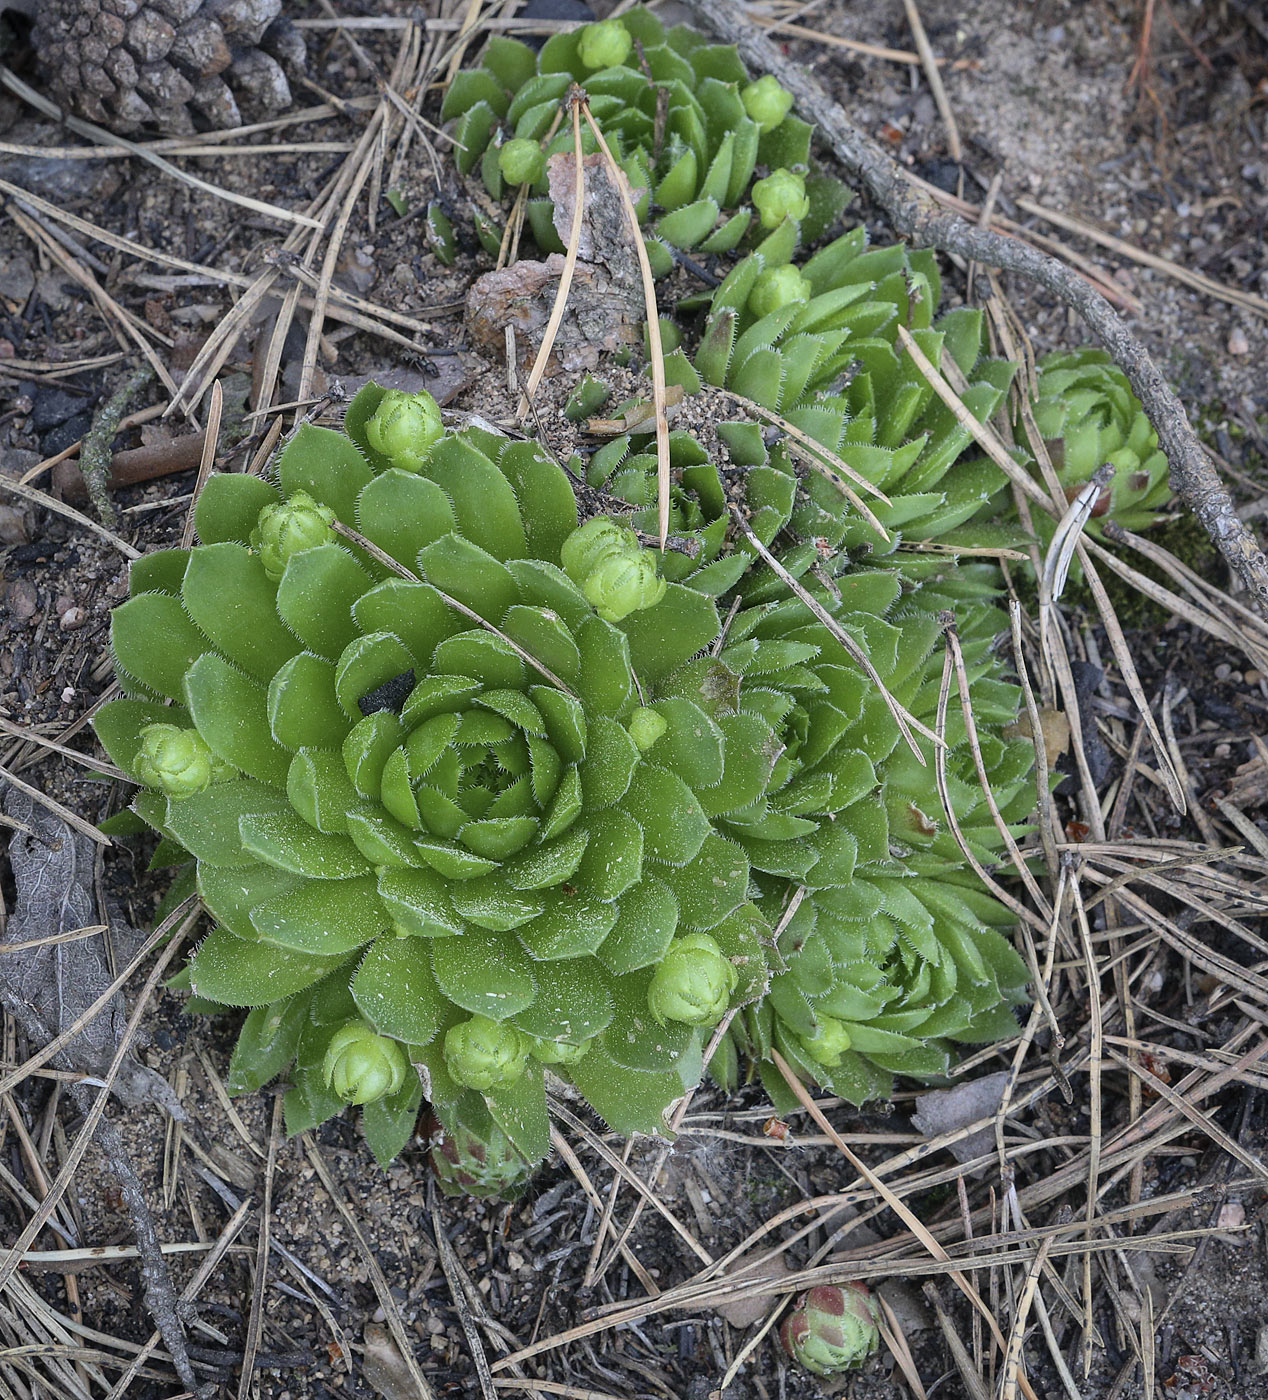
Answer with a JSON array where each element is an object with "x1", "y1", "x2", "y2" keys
[
  {"x1": 711, "y1": 1251, "x2": 792, "y2": 1328},
  {"x1": 465, "y1": 152, "x2": 645, "y2": 378}
]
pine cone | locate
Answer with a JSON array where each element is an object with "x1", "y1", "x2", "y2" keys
[{"x1": 32, "y1": 0, "x2": 304, "y2": 134}]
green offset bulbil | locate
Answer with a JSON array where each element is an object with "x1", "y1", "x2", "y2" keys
[
  {"x1": 441, "y1": 5, "x2": 850, "y2": 270},
  {"x1": 781, "y1": 1284, "x2": 882, "y2": 1377},
  {"x1": 423, "y1": 1108, "x2": 535, "y2": 1200},
  {"x1": 1028, "y1": 348, "x2": 1171, "y2": 531},
  {"x1": 97, "y1": 383, "x2": 779, "y2": 1172}
]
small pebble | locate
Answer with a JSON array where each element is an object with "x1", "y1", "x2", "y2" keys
[
  {"x1": 1215, "y1": 662, "x2": 1232, "y2": 681},
  {"x1": 59, "y1": 606, "x2": 87, "y2": 631},
  {"x1": 1228, "y1": 326, "x2": 1250, "y2": 355}
]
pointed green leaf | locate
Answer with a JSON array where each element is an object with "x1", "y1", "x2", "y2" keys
[
  {"x1": 277, "y1": 424, "x2": 373, "y2": 524},
  {"x1": 517, "y1": 891, "x2": 619, "y2": 960},
  {"x1": 418, "y1": 533, "x2": 520, "y2": 622},
  {"x1": 432, "y1": 932, "x2": 536, "y2": 1018},
  {"x1": 617, "y1": 584, "x2": 720, "y2": 685},
  {"x1": 575, "y1": 808, "x2": 643, "y2": 900},
  {"x1": 622, "y1": 763, "x2": 709, "y2": 866},
  {"x1": 495, "y1": 442, "x2": 579, "y2": 563},
  {"x1": 129, "y1": 548, "x2": 190, "y2": 597},
  {"x1": 512, "y1": 957, "x2": 613, "y2": 1042},
  {"x1": 226, "y1": 993, "x2": 309, "y2": 1093},
  {"x1": 286, "y1": 748, "x2": 360, "y2": 833},
  {"x1": 111, "y1": 592, "x2": 211, "y2": 702},
  {"x1": 353, "y1": 579, "x2": 461, "y2": 669},
  {"x1": 485, "y1": 1061, "x2": 550, "y2": 1168},
  {"x1": 163, "y1": 779, "x2": 289, "y2": 866},
  {"x1": 195, "y1": 473, "x2": 280, "y2": 546},
  {"x1": 268, "y1": 652, "x2": 350, "y2": 750},
  {"x1": 353, "y1": 935, "x2": 445, "y2": 1044},
  {"x1": 189, "y1": 927, "x2": 344, "y2": 1006},
  {"x1": 251, "y1": 875, "x2": 388, "y2": 955},
  {"x1": 362, "y1": 1074, "x2": 424, "y2": 1167},
  {"x1": 198, "y1": 861, "x2": 303, "y2": 940},
  {"x1": 597, "y1": 876, "x2": 678, "y2": 975},
  {"x1": 240, "y1": 811, "x2": 371, "y2": 878},
  {"x1": 419, "y1": 433, "x2": 527, "y2": 560},
  {"x1": 334, "y1": 631, "x2": 415, "y2": 718},
  {"x1": 184, "y1": 652, "x2": 289, "y2": 786},
  {"x1": 579, "y1": 715, "x2": 640, "y2": 809},
  {"x1": 660, "y1": 831, "x2": 748, "y2": 930},
  {"x1": 182, "y1": 543, "x2": 300, "y2": 683},
  {"x1": 568, "y1": 1048, "x2": 679, "y2": 1136},
  {"x1": 275, "y1": 544, "x2": 371, "y2": 659}
]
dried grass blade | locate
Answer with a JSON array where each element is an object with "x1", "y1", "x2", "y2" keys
[
  {"x1": 1078, "y1": 549, "x2": 1185, "y2": 810},
  {"x1": 895, "y1": 324, "x2": 1049, "y2": 509},
  {"x1": 901, "y1": 0, "x2": 960, "y2": 159},
  {"x1": 549, "y1": 1127, "x2": 660, "y2": 1297},
  {"x1": 932, "y1": 643, "x2": 1048, "y2": 932},
  {"x1": 0, "y1": 762, "x2": 112, "y2": 847},
  {"x1": 768, "y1": 1050, "x2": 1041, "y2": 1400},
  {"x1": 181, "y1": 378, "x2": 222, "y2": 549},
  {"x1": 580, "y1": 101, "x2": 671, "y2": 547},
  {"x1": 302, "y1": 1139, "x2": 436, "y2": 1400},
  {"x1": 1043, "y1": 473, "x2": 1105, "y2": 602},
  {"x1": 1014, "y1": 194, "x2": 1268, "y2": 319},
  {"x1": 550, "y1": 1100, "x2": 712, "y2": 1265},
  {"x1": 517, "y1": 100, "x2": 585, "y2": 415},
  {"x1": 0, "y1": 67, "x2": 322, "y2": 230},
  {"x1": 0, "y1": 907, "x2": 198, "y2": 1292}
]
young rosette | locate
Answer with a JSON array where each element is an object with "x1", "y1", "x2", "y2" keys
[
  {"x1": 1027, "y1": 348, "x2": 1170, "y2": 531},
  {"x1": 422, "y1": 1108, "x2": 535, "y2": 1200},
  {"x1": 780, "y1": 1284, "x2": 881, "y2": 1376},
  {"x1": 95, "y1": 382, "x2": 773, "y2": 1176},
  {"x1": 439, "y1": 4, "x2": 850, "y2": 268},
  {"x1": 685, "y1": 560, "x2": 1033, "y2": 1111}
]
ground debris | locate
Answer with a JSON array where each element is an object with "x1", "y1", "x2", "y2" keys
[
  {"x1": 465, "y1": 153, "x2": 645, "y2": 377},
  {"x1": 0, "y1": 784, "x2": 178, "y2": 1113}
]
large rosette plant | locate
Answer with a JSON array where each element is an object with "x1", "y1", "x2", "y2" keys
[
  {"x1": 96, "y1": 374, "x2": 1036, "y2": 1176},
  {"x1": 97, "y1": 385, "x2": 774, "y2": 1168}
]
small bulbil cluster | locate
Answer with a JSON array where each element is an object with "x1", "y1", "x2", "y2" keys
[
  {"x1": 1029, "y1": 349, "x2": 1171, "y2": 531},
  {"x1": 781, "y1": 1284, "x2": 882, "y2": 1376}
]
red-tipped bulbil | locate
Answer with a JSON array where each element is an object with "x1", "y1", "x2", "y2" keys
[{"x1": 780, "y1": 1283, "x2": 881, "y2": 1376}]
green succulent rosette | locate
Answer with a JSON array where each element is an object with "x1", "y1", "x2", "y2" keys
[
  {"x1": 441, "y1": 5, "x2": 850, "y2": 270},
  {"x1": 707, "y1": 562, "x2": 1034, "y2": 1109},
  {"x1": 1027, "y1": 348, "x2": 1171, "y2": 531},
  {"x1": 578, "y1": 227, "x2": 1026, "y2": 607},
  {"x1": 96, "y1": 383, "x2": 775, "y2": 1171},
  {"x1": 570, "y1": 232, "x2": 1037, "y2": 1108}
]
